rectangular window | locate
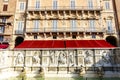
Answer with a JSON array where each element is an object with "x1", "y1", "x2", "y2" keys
[
  {"x1": 107, "y1": 20, "x2": 112, "y2": 32},
  {"x1": 53, "y1": 0, "x2": 57, "y2": 9},
  {"x1": 34, "y1": 20, "x2": 39, "y2": 32},
  {"x1": 0, "y1": 36, "x2": 3, "y2": 41},
  {"x1": 34, "y1": 35, "x2": 38, "y2": 39},
  {"x1": 89, "y1": 20, "x2": 95, "y2": 31},
  {"x1": 70, "y1": 0, "x2": 75, "y2": 9},
  {"x1": 2, "y1": 17, "x2": 6, "y2": 23},
  {"x1": 105, "y1": 1, "x2": 110, "y2": 10},
  {"x1": 53, "y1": 20, "x2": 57, "y2": 31},
  {"x1": 92, "y1": 34, "x2": 96, "y2": 38},
  {"x1": 35, "y1": 0, "x2": 40, "y2": 9},
  {"x1": 53, "y1": 35, "x2": 57, "y2": 39},
  {"x1": 19, "y1": 2, "x2": 25, "y2": 11},
  {"x1": 3, "y1": 4, "x2": 8, "y2": 11},
  {"x1": 72, "y1": 35, "x2": 76, "y2": 39},
  {"x1": 88, "y1": 0, "x2": 93, "y2": 9},
  {"x1": 0, "y1": 26, "x2": 4, "y2": 33},
  {"x1": 71, "y1": 20, "x2": 76, "y2": 31},
  {"x1": 17, "y1": 21, "x2": 24, "y2": 33}
]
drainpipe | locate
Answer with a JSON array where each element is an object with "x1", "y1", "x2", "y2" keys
[
  {"x1": 112, "y1": 0, "x2": 120, "y2": 47},
  {"x1": 23, "y1": 0, "x2": 28, "y2": 37},
  {"x1": 22, "y1": 0, "x2": 28, "y2": 72}
]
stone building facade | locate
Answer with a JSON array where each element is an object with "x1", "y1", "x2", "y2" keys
[
  {"x1": 0, "y1": 0, "x2": 16, "y2": 49},
  {"x1": 0, "y1": 0, "x2": 120, "y2": 79},
  {"x1": 13, "y1": 0, "x2": 118, "y2": 48}
]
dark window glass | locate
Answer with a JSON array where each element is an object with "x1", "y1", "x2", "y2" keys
[
  {"x1": 0, "y1": 36, "x2": 3, "y2": 41},
  {"x1": 34, "y1": 35, "x2": 38, "y2": 39},
  {"x1": 92, "y1": 34, "x2": 96, "y2": 38},
  {"x1": 72, "y1": 35, "x2": 76, "y2": 39},
  {"x1": 53, "y1": 35, "x2": 57, "y2": 39}
]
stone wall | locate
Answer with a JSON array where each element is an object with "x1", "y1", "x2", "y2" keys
[{"x1": 0, "y1": 49, "x2": 120, "y2": 77}]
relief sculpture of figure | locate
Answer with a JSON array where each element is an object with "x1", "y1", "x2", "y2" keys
[
  {"x1": 69, "y1": 52, "x2": 74, "y2": 66},
  {"x1": 58, "y1": 52, "x2": 66, "y2": 64},
  {"x1": 32, "y1": 52, "x2": 40, "y2": 64},
  {"x1": 102, "y1": 50, "x2": 111, "y2": 64},
  {"x1": 15, "y1": 53, "x2": 24, "y2": 65},
  {"x1": 0, "y1": 52, "x2": 8, "y2": 65},
  {"x1": 84, "y1": 50, "x2": 92, "y2": 64},
  {"x1": 49, "y1": 52, "x2": 54, "y2": 64}
]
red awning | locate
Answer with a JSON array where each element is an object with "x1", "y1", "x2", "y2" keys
[
  {"x1": 0, "y1": 44, "x2": 9, "y2": 49},
  {"x1": 65, "y1": 40, "x2": 115, "y2": 48},
  {"x1": 15, "y1": 40, "x2": 115, "y2": 50},
  {"x1": 15, "y1": 40, "x2": 65, "y2": 49}
]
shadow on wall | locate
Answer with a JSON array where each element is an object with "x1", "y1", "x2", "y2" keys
[
  {"x1": 106, "y1": 36, "x2": 117, "y2": 47},
  {"x1": 15, "y1": 36, "x2": 24, "y2": 47}
]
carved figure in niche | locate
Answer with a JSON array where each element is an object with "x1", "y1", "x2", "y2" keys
[
  {"x1": 101, "y1": 50, "x2": 111, "y2": 64},
  {"x1": 0, "y1": 52, "x2": 7, "y2": 64},
  {"x1": 58, "y1": 51, "x2": 66, "y2": 64},
  {"x1": 84, "y1": 50, "x2": 92, "y2": 64},
  {"x1": 69, "y1": 52, "x2": 74, "y2": 66},
  {"x1": 49, "y1": 52, "x2": 54, "y2": 64},
  {"x1": 15, "y1": 53, "x2": 24, "y2": 65},
  {"x1": 32, "y1": 52, "x2": 40, "y2": 64}
]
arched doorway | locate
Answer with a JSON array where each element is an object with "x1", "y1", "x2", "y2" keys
[
  {"x1": 106, "y1": 36, "x2": 117, "y2": 47},
  {"x1": 15, "y1": 36, "x2": 24, "y2": 47}
]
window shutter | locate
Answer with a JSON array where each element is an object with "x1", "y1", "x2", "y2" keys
[{"x1": 3, "y1": 4, "x2": 8, "y2": 11}]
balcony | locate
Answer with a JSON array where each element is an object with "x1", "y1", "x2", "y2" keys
[
  {"x1": 0, "y1": 20, "x2": 13, "y2": 26},
  {"x1": 26, "y1": 27, "x2": 105, "y2": 33},
  {"x1": 27, "y1": 6, "x2": 102, "y2": 20},
  {"x1": 15, "y1": 30, "x2": 24, "y2": 35},
  {"x1": 0, "y1": 28, "x2": 12, "y2": 35},
  {"x1": 27, "y1": 6, "x2": 102, "y2": 11},
  {"x1": 0, "y1": 11, "x2": 14, "y2": 17},
  {"x1": 106, "y1": 30, "x2": 115, "y2": 34}
]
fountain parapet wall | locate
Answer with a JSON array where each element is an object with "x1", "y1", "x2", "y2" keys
[{"x1": 0, "y1": 49, "x2": 120, "y2": 78}]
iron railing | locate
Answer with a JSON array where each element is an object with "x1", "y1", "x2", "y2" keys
[
  {"x1": 15, "y1": 30, "x2": 24, "y2": 34},
  {"x1": 26, "y1": 27, "x2": 105, "y2": 33}
]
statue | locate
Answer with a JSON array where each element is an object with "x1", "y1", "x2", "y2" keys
[
  {"x1": 49, "y1": 52, "x2": 54, "y2": 64},
  {"x1": 0, "y1": 52, "x2": 8, "y2": 65},
  {"x1": 15, "y1": 53, "x2": 24, "y2": 65},
  {"x1": 32, "y1": 52, "x2": 40, "y2": 64},
  {"x1": 101, "y1": 50, "x2": 111, "y2": 64},
  {"x1": 58, "y1": 51, "x2": 66, "y2": 64},
  {"x1": 84, "y1": 50, "x2": 92, "y2": 64},
  {"x1": 68, "y1": 52, "x2": 74, "y2": 66}
]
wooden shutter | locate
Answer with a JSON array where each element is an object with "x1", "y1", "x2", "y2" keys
[{"x1": 3, "y1": 4, "x2": 8, "y2": 11}]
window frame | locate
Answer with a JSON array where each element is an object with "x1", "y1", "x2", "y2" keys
[
  {"x1": 0, "y1": 26, "x2": 5, "y2": 33},
  {"x1": 88, "y1": 0, "x2": 93, "y2": 9},
  {"x1": 106, "y1": 19, "x2": 112, "y2": 32},
  {"x1": 105, "y1": 1, "x2": 110, "y2": 10},
  {"x1": 71, "y1": 20, "x2": 76, "y2": 31},
  {"x1": 17, "y1": 21, "x2": 24, "y2": 33},
  {"x1": 34, "y1": 20, "x2": 39, "y2": 32},
  {"x1": 35, "y1": 0, "x2": 40, "y2": 9},
  {"x1": 70, "y1": 0, "x2": 75, "y2": 9},
  {"x1": 89, "y1": 20, "x2": 95, "y2": 31},
  {"x1": 0, "y1": 36, "x2": 4, "y2": 41},
  {"x1": 19, "y1": 2, "x2": 25, "y2": 11},
  {"x1": 52, "y1": 20, "x2": 57, "y2": 31},
  {"x1": 53, "y1": 0, "x2": 58, "y2": 9}
]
